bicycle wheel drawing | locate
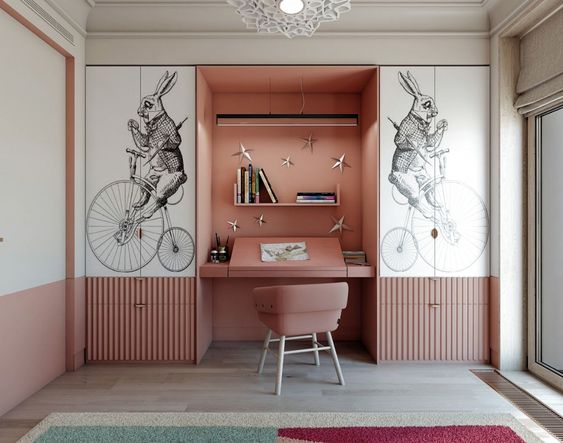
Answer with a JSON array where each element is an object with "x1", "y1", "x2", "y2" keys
[
  {"x1": 87, "y1": 180, "x2": 164, "y2": 272},
  {"x1": 381, "y1": 227, "x2": 419, "y2": 272},
  {"x1": 412, "y1": 180, "x2": 489, "y2": 272},
  {"x1": 392, "y1": 185, "x2": 410, "y2": 206},
  {"x1": 167, "y1": 185, "x2": 184, "y2": 206},
  {"x1": 157, "y1": 227, "x2": 195, "y2": 272}
]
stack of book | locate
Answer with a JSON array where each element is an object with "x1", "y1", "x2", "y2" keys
[
  {"x1": 342, "y1": 251, "x2": 368, "y2": 265},
  {"x1": 237, "y1": 165, "x2": 278, "y2": 204},
  {"x1": 296, "y1": 192, "x2": 337, "y2": 204}
]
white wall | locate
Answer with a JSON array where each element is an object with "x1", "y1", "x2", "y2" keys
[
  {"x1": 86, "y1": 36, "x2": 489, "y2": 66},
  {"x1": 489, "y1": 32, "x2": 527, "y2": 370},
  {"x1": 0, "y1": 7, "x2": 66, "y2": 296},
  {"x1": 2, "y1": 0, "x2": 87, "y2": 281}
]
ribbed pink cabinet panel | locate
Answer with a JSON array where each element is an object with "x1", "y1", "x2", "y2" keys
[
  {"x1": 86, "y1": 277, "x2": 195, "y2": 362},
  {"x1": 379, "y1": 278, "x2": 489, "y2": 362}
]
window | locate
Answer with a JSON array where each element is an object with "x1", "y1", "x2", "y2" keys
[{"x1": 535, "y1": 105, "x2": 563, "y2": 383}]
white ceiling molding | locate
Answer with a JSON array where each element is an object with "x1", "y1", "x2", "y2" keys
[
  {"x1": 488, "y1": 0, "x2": 563, "y2": 37},
  {"x1": 44, "y1": 0, "x2": 88, "y2": 36},
  {"x1": 92, "y1": 0, "x2": 488, "y2": 7},
  {"x1": 86, "y1": 30, "x2": 490, "y2": 39},
  {"x1": 42, "y1": 0, "x2": 501, "y2": 36},
  {"x1": 86, "y1": 3, "x2": 488, "y2": 33}
]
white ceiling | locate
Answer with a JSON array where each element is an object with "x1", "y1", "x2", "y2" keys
[{"x1": 51, "y1": 0, "x2": 531, "y2": 36}]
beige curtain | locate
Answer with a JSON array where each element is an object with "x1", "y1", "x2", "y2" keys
[{"x1": 516, "y1": 8, "x2": 563, "y2": 115}]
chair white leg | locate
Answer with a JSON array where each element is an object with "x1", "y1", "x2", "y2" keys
[
  {"x1": 312, "y1": 332, "x2": 320, "y2": 366},
  {"x1": 326, "y1": 331, "x2": 345, "y2": 386},
  {"x1": 258, "y1": 329, "x2": 272, "y2": 374},
  {"x1": 275, "y1": 335, "x2": 286, "y2": 395}
]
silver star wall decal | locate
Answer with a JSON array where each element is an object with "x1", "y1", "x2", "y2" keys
[
  {"x1": 227, "y1": 219, "x2": 240, "y2": 232},
  {"x1": 281, "y1": 156, "x2": 294, "y2": 168},
  {"x1": 254, "y1": 214, "x2": 266, "y2": 227},
  {"x1": 232, "y1": 143, "x2": 253, "y2": 164},
  {"x1": 329, "y1": 216, "x2": 352, "y2": 234},
  {"x1": 331, "y1": 153, "x2": 351, "y2": 174},
  {"x1": 300, "y1": 133, "x2": 317, "y2": 153}
]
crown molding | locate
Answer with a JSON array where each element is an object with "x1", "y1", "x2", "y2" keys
[
  {"x1": 44, "y1": 0, "x2": 88, "y2": 36},
  {"x1": 87, "y1": 30, "x2": 490, "y2": 39},
  {"x1": 92, "y1": 0, "x2": 487, "y2": 7}
]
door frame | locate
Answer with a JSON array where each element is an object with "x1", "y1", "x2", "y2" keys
[{"x1": 527, "y1": 109, "x2": 563, "y2": 391}]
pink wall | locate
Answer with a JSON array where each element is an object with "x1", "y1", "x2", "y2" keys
[
  {"x1": 210, "y1": 91, "x2": 364, "y2": 340},
  {"x1": 0, "y1": 281, "x2": 66, "y2": 416},
  {"x1": 360, "y1": 71, "x2": 379, "y2": 361},
  {"x1": 66, "y1": 277, "x2": 85, "y2": 370},
  {"x1": 213, "y1": 277, "x2": 362, "y2": 340},
  {"x1": 212, "y1": 92, "x2": 363, "y2": 247},
  {"x1": 195, "y1": 69, "x2": 214, "y2": 362}
]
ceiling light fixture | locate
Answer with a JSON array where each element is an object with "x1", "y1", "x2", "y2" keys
[
  {"x1": 279, "y1": 0, "x2": 304, "y2": 14},
  {"x1": 227, "y1": 0, "x2": 352, "y2": 39},
  {"x1": 216, "y1": 114, "x2": 359, "y2": 127}
]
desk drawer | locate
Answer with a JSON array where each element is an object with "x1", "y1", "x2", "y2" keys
[{"x1": 86, "y1": 277, "x2": 195, "y2": 362}]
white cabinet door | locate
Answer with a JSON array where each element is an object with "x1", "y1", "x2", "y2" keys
[
  {"x1": 86, "y1": 66, "x2": 196, "y2": 277},
  {"x1": 379, "y1": 66, "x2": 489, "y2": 277}
]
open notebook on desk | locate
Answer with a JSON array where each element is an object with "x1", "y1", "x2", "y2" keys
[{"x1": 229, "y1": 237, "x2": 347, "y2": 277}]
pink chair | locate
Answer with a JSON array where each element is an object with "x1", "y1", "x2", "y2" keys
[{"x1": 253, "y1": 282, "x2": 348, "y2": 395}]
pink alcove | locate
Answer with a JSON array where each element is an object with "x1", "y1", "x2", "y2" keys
[{"x1": 195, "y1": 66, "x2": 379, "y2": 361}]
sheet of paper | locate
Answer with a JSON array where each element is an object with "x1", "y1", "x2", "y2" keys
[{"x1": 260, "y1": 242, "x2": 310, "y2": 262}]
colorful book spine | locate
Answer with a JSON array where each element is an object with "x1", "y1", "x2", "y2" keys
[
  {"x1": 240, "y1": 167, "x2": 246, "y2": 203},
  {"x1": 236, "y1": 167, "x2": 241, "y2": 204},
  {"x1": 296, "y1": 192, "x2": 336, "y2": 204},
  {"x1": 248, "y1": 164, "x2": 253, "y2": 203},
  {"x1": 244, "y1": 170, "x2": 249, "y2": 203},
  {"x1": 296, "y1": 200, "x2": 336, "y2": 204},
  {"x1": 251, "y1": 166, "x2": 256, "y2": 203},
  {"x1": 255, "y1": 168, "x2": 260, "y2": 204}
]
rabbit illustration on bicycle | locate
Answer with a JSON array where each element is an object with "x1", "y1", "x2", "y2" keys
[
  {"x1": 87, "y1": 70, "x2": 195, "y2": 273},
  {"x1": 381, "y1": 71, "x2": 489, "y2": 273}
]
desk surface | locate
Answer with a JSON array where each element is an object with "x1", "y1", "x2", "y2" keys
[
  {"x1": 230, "y1": 237, "x2": 345, "y2": 271},
  {"x1": 200, "y1": 237, "x2": 375, "y2": 278}
]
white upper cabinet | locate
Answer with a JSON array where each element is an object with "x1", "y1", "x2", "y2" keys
[
  {"x1": 379, "y1": 66, "x2": 490, "y2": 277},
  {"x1": 86, "y1": 66, "x2": 196, "y2": 277}
]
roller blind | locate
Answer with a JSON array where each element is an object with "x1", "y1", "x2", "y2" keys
[{"x1": 515, "y1": 8, "x2": 563, "y2": 116}]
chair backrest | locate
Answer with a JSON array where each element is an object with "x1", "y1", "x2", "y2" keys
[{"x1": 253, "y1": 282, "x2": 348, "y2": 315}]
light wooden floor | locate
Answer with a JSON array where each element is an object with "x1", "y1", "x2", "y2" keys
[{"x1": 0, "y1": 341, "x2": 534, "y2": 442}]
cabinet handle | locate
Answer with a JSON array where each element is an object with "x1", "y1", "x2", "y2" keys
[
  {"x1": 134, "y1": 303, "x2": 146, "y2": 309},
  {"x1": 429, "y1": 304, "x2": 441, "y2": 308}
]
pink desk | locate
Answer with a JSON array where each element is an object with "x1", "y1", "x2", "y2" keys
[{"x1": 199, "y1": 237, "x2": 375, "y2": 278}]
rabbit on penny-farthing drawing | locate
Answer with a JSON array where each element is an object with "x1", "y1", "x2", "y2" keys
[
  {"x1": 128, "y1": 70, "x2": 187, "y2": 221},
  {"x1": 388, "y1": 71, "x2": 448, "y2": 220}
]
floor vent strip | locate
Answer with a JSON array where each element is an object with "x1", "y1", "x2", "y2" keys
[{"x1": 472, "y1": 369, "x2": 563, "y2": 441}]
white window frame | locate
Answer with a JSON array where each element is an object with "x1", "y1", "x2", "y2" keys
[{"x1": 527, "y1": 106, "x2": 563, "y2": 391}]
